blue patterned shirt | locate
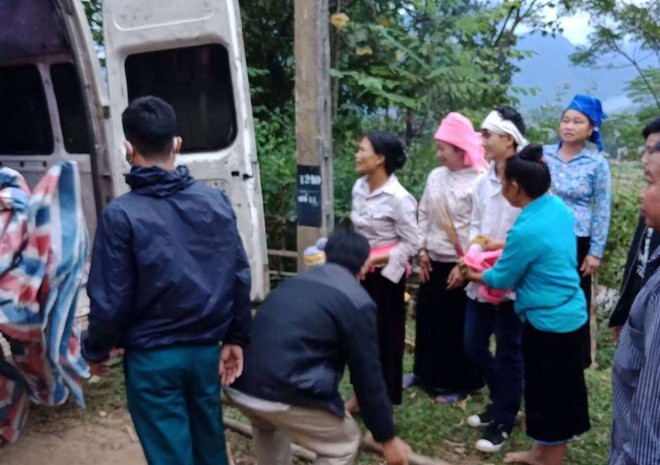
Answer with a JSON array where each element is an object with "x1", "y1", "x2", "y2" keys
[{"x1": 543, "y1": 144, "x2": 611, "y2": 258}]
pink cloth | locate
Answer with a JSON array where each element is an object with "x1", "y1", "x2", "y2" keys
[
  {"x1": 463, "y1": 247, "x2": 510, "y2": 304},
  {"x1": 434, "y1": 112, "x2": 488, "y2": 169},
  {"x1": 369, "y1": 243, "x2": 411, "y2": 278}
]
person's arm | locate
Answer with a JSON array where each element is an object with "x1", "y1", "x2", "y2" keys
[
  {"x1": 219, "y1": 195, "x2": 253, "y2": 386},
  {"x1": 381, "y1": 194, "x2": 420, "y2": 283},
  {"x1": 417, "y1": 175, "x2": 431, "y2": 252},
  {"x1": 589, "y1": 158, "x2": 612, "y2": 259},
  {"x1": 223, "y1": 220, "x2": 252, "y2": 348},
  {"x1": 609, "y1": 217, "x2": 646, "y2": 329},
  {"x1": 482, "y1": 229, "x2": 537, "y2": 290},
  {"x1": 417, "y1": 176, "x2": 432, "y2": 283},
  {"x1": 82, "y1": 206, "x2": 135, "y2": 363},
  {"x1": 341, "y1": 301, "x2": 396, "y2": 443},
  {"x1": 468, "y1": 180, "x2": 483, "y2": 241},
  {"x1": 623, "y1": 291, "x2": 660, "y2": 463}
]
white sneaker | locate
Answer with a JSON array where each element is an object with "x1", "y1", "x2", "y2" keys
[
  {"x1": 474, "y1": 423, "x2": 509, "y2": 453},
  {"x1": 467, "y1": 404, "x2": 493, "y2": 428}
]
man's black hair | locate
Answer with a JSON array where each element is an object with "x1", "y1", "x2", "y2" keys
[
  {"x1": 122, "y1": 96, "x2": 177, "y2": 159},
  {"x1": 364, "y1": 131, "x2": 407, "y2": 175},
  {"x1": 504, "y1": 144, "x2": 551, "y2": 199},
  {"x1": 324, "y1": 228, "x2": 370, "y2": 275},
  {"x1": 495, "y1": 105, "x2": 526, "y2": 137},
  {"x1": 642, "y1": 117, "x2": 660, "y2": 140}
]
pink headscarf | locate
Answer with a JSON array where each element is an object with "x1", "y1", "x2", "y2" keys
[{"x1": 434, "y1": 112, "x2": 488, "y2": 169}]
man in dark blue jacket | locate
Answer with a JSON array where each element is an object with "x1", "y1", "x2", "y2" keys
[
  {"x1": 226, "y1": 229, "x2": 410, "y2": 465},
  {"x1": 82, "y1": 96, "x2": 251, "y2": 465}
]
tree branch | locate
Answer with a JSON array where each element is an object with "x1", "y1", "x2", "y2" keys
[{"x1": 607, "y1": 37, "x2": 660, "y2": 109}]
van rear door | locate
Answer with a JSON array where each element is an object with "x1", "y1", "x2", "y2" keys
[
  {"x1": 0, "y1": 0, "x2": 114, "y2": 243},
  {"x1": 102, "y1": 0, "x2": 269, "y2": 300}
]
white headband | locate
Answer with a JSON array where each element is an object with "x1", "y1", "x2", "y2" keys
[{"x1": 481, "y1": 110, "x2": 528, "y2": 149}]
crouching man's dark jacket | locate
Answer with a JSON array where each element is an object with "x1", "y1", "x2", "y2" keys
[
  {"x1": 233, "y1": 262, "x2": 396, "y2": 443},
  {"x1": 83, "y1": 165, "x2": 251, "y2": 362}
]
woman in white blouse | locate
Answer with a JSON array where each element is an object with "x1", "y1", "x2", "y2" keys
[
  {"x1": 345, "y1": 131, "x2": 420, "y2": 412},
  {"x1": 404, "y1": 113, "x2": 487, "y2": 403}
]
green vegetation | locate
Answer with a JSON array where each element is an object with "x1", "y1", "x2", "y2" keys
[
  {"x1": 72, "y1": 327, "x2": 615, "y2": 464},
  {"x1": 63, "y1": 2, "x2": 656, "y2": 463}
]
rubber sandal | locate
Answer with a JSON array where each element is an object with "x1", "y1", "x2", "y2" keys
[{"x1": 434, "y1": 392, "x2": 467, "y2": 404}]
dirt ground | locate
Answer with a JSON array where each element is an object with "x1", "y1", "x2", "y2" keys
[
  {"x1": 0, "y1": 405, "x2": 265, "y2": 465},
  {"x1": 0, "y1": 410, "x2": 146, "y2": 465}
]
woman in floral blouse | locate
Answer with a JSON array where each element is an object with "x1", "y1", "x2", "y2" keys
[{"x1": 543, "y1": 94, "x2": 611, "y2": 367}]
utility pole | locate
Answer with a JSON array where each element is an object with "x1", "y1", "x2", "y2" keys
[{"x1": 294, "y1": 0, "x2": 334, "y2": 271}]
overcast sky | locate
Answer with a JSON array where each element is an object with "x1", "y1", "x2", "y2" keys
[
  {"x1": 550, "y1": 0, "x2": 650, "y2": 46},
  {"x1": 558, "y1": 12, "x2": 593, "y2": 46}
]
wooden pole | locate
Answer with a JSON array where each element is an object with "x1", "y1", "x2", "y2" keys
[
  {"x1": 224, "y1": 417, "x2": 316, "y2": 461},
  {"x1": 294, "y1": 0, "x2": 334, "y2": 271}
]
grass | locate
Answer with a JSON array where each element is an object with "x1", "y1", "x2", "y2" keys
[
  {"x1": 333, "y1": 320, "x2": 614, "y2": 465},
  {"x1": 65, "y1": 317, "x2": 614, "y2": 465}
]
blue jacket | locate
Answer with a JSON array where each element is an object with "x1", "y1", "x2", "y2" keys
[
  {"x1": 82, "y1": 165, "x2": 251, "y2": 362},
  {"x1": 233, "y1": 263, "x2": 396, "y2": 443},
  {"x1": 483, "y1": 194, "x2": 586, "y2": 333}
]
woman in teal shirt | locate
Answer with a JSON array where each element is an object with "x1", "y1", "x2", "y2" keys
[{"x1": 461, "y1": 144, "x2": 590, "y2": 465}]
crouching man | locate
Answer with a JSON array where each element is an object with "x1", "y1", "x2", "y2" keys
[{"x1": 226, "y1": 228, "x2": 410, "y2": 465}]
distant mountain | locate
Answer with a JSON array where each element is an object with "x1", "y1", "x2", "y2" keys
[{"x1": 512, "y1": 33, "x2": 643, "y2": 114}]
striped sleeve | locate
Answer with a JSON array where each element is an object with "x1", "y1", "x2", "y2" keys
[{"x1": 625, "y1": 290, "x2": 660, "y2": 463}]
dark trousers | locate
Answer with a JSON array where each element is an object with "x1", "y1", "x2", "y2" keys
[
  {"x1": 577, "y1": 236, "x2": 592, "y2": 367},
  {"x1": 124, "y1": 345, "x2": 229, "y2": 465},
  {"x1": 414, "y1": 261, "x2": 483, "y2": 393},
  {"x1": 362, "y1": 270, "x2": 406, "y2": 405},
  {"x1": 464, "y1": 298, "x2": 523, "y2": 430}
]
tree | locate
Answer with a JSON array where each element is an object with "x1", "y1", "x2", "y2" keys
[
  {"x1": 570, "y1": 0, "x2": 660, "y2": 110},
  {"x1": 82, "y1": 0, "x2": 103, "y2": 46},
  {"x1": 328, "y1": 0, "x2": 579, "y2": 147}
]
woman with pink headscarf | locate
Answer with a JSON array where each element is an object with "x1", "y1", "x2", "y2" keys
[{"x1": 403, "y1": 112, "x2": 487, "y2": 403}]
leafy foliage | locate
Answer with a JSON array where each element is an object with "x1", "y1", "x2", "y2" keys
[{"x1": 570, "y1": 0, "x2": 660, "y2": 110}]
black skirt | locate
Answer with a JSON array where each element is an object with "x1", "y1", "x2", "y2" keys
[
  {"x1": 577, "y1": 236, "x2": 592, "y2": 368},
  {"x1": 413, "y1": 261, "x2": 483, "y2": 393},
  {"x1": 523, "y1": 322, "x2": 590, "y2": 443},
  {"x1": 362, "y1": 269, "x2": 406, "y2": 405}
]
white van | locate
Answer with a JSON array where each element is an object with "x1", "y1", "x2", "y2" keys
[{"x1": 0, "y1": 0, "x2": 269, "y2": 301}]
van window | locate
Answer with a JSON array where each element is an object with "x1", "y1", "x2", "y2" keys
[
  {"x1": 125, "y1": 44, "x2": 237, "y2": 153},
  {"x1": 51, "y1": 62, "x2": 92, "y2": 154},
  {"x1": 0, "y1": 65, "x2": 53, "y2": 155}
]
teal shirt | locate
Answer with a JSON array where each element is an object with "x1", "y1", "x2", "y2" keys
[{"x1": 483, "y1": 194, "x2": 587, "y2": 333}]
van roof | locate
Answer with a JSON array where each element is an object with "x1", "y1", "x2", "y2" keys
[{"x1": 0, "y1": 0, "x2": 68, "y2": 64}]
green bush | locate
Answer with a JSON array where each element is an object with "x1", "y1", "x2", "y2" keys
[{"x1": 599, "y1": 162, "x2": 645, "y2": 289}]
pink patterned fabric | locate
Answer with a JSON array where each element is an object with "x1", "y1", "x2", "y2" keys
[
  {"x1": 369, "y1": 243, "x2": 411, "y2": 278},
  {"x1": 0, "y1": 162, "x2": 89, "y2": 445},
  {"x1": 434, "y1": 112, "x2": 488, "y2": 169},
  {"x1": 463, "y1": 246, "x2": 510, "y2": 304}
]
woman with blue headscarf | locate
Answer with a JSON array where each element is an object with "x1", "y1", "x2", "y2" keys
[{"x1": 544, "y1": 94, "x2": 611, "y2": 368}]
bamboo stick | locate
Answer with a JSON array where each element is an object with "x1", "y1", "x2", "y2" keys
[
  {"x1": 223, "y1": 417, "x2": 450, "y2": 465},
  {"x1": 224, "y1": 417, "x2": 317, "y2": 461}
]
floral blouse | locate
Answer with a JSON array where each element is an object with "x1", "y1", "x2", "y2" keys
[{"x1": 543, "y1": 144, "x2": 611, "y2": 258}]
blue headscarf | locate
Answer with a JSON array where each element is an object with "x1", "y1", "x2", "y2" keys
[{"x1": 564, "y1": 94, "x2": 608, "y2": 151}]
